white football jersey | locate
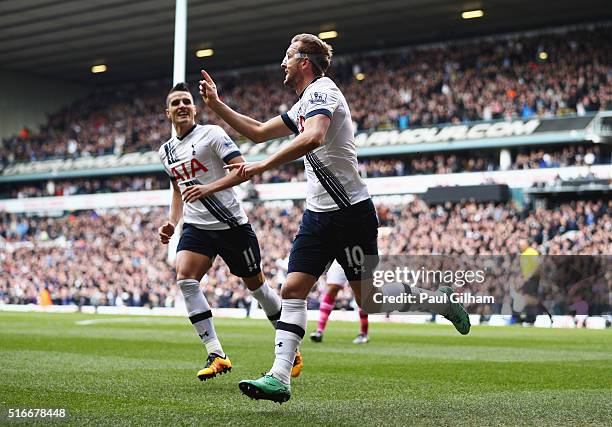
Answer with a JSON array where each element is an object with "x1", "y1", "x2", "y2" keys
[
  {"x1": 282, "y1": 77, "x2": 370, "y2": 212},
  {"x1": 159, "y1": 124, "x2": 248, "y2": 230}
]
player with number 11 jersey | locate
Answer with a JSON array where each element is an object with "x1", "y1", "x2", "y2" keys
[{"x1": 157, "y1": 83, "x2": 303, "y2": 384}]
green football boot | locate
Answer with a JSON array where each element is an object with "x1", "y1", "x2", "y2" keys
[
  {"x1": 438, "y1": 286, "x2": 471, "y2": 335},
  {"x1": 239, "y1": 374, "x2": 291, "y2": 403}
]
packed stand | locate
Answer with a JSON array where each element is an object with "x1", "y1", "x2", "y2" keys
[
  {"x1": 1, "y1": 198, "x2": 609, "y2": 315},
  {"x1": 1, "y1": 175, "x2": 169, "y2": 199},
  {"x1": 253, "y1": 143, "x2": 608, "y2": 182},
  {"x1": 512, "y1": 144, "x2": 606, "y2": 169},
  {"x1": 4, "y1": 144, "x2": 608, "y2": 198},
  {"x1": 1, "y1": 25, "x2": 611, "y2": 168},
  {"x1": 0, "y1": 173, "x2": 170, "y2": 199}
]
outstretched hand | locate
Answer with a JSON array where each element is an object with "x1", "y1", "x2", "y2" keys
[
  {"x1": 199, "y1": 70, "x2": 220, "y2": 106},
  {"x1": 223, "y1": 161, "x2": 265, "y2": 179}
]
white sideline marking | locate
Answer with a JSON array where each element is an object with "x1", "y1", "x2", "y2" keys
[
  {"x1": 75, "y1": 317, "x2": 164, "y2": 326},
  {"x1": 0, "y1": 304, "x2": 607, "y2": 329}
]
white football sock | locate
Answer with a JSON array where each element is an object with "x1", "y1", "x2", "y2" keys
[
  {"x1": 178, "y1": 279, "x2": 224, "y2": 357},
  {"x1": 250, "y1": 282, "x2": 282, "y2": 328},
  {"x1": 269, "y1": 299, "x2": 307, "y2": 384},
  {"x1": 408, "y1": 286, "x2": 451, "y2": 315}
]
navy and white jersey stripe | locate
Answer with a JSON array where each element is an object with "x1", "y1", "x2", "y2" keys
[
  {"x1": 182, "y1": 179, "x2": 240, "y2": 228},
  {"x1": 282, "y1": 77, "x2": 370, "y2": 212},
  {"x1": 159, "y1": 124, "x2": 248, "y2": 230},
  {"x1": 305, "y1": 153, "x2": 350, "y2": 208},
  {"x1": 163, "y1": 141, "x2": 178, "y2": 166}
]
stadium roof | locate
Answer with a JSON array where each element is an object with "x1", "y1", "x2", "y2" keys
[{"x1": 1, "y1": 0, "x2": 610, "y2": 83}]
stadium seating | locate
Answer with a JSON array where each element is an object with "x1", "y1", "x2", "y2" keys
[
  {"x1": 2, "y1": 199, "x2": 609, "y2": 311},
  {"x1": 2, "y1": 143, "x2": 607, "y2": 198},
  {"x1": 1, "y1": 26, "x2": 610, "y2": 168}
]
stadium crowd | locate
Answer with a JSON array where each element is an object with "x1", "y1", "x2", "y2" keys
[
  {"x1": 1, "y1": 25, "x2": 610, "y2": 168},
  {"x1": 2, "y1": 175, "x2": 168, "y2": 199},
  {"x1": 2, "y1": 144, "x2": 607, "y2": 198},
  {"x1": 1, "y1": 198, "x2": 609, "y2": 314},
  {"x1": 357, "y1": 143, "x2": 607, "y2": 178}
]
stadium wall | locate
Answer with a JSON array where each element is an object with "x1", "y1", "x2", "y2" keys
[{"x1": 0, "y1": 70, "x2": 90, "y2": 139}]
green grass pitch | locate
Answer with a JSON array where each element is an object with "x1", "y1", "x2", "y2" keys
[{"x1": 1, "y1": 312, "x2": 611, "y2": 426}]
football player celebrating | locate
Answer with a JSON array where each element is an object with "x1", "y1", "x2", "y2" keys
[
  {"x1": 199, "y1": 34, "x2": 470, "y2": 403},
  {"x1": 158, "y1": 83, "x2": 302, "y2": 382}
]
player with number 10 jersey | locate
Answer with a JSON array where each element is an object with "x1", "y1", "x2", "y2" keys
[{"x1": 199, "y1": 33, "x2": 379, "y2": 402}]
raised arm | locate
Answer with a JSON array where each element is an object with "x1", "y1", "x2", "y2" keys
[{"x1": 199, "y1": 70, "x2": 292, "y2": 143}]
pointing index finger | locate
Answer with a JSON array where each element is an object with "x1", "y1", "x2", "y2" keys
[{"x1": 200, "y1": 70, "x2": 214, "y2": 84}]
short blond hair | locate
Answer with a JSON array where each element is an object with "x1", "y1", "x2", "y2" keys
[{"x1": 291, "y1": 33, "x2": 333, "y2": 76}]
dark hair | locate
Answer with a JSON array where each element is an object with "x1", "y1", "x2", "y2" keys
[{"x1": 166, "y1": 82, "x2": 192, "y2": 106}]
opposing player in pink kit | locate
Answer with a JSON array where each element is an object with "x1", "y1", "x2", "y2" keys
[{"x1": 310, "y1": 260, "x2": 369, "y2": 344}]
